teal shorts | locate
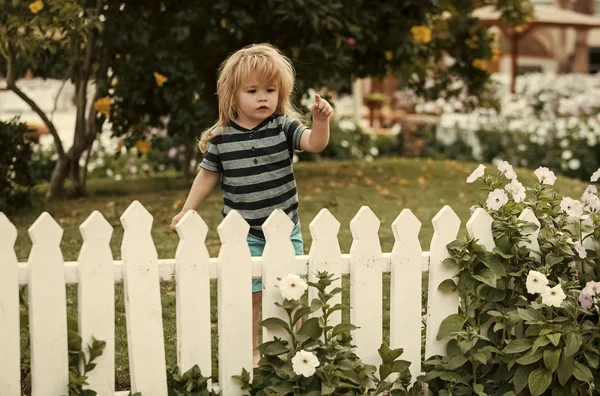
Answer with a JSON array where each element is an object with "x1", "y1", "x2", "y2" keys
[{"x1": 247, "y1": 222, "x2": 304, "y2": 293}]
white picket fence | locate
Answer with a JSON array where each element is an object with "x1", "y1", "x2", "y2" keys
[{"x1": 0, "y1": 201, "x2": 501, "y2": 396}]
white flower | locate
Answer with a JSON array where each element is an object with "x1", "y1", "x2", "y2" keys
[
  {"x1": 561, "y1": 150, "x2": 573, "y2": 160},
  {"x1": 585, "y1": 281, "x2": 600, "y2": 295},
  {"x1": 541, "y1": 285, "x2": 566, "y2": 308},
  {"x1": 582, "y1": 184, "x2": 597, "y2": 199},
  {"x1": 592, "y1": 168, "x2": 600, "y2": 182},
  {"x1": 278, "y1": 274, "x2": 308, "y2": 300},
  {"x1": 498, "y1": 161, "x2": 517, "y2": 180},
  {"x1": 340, "y1": 140, "x2": 350, "y2": 148},
  {"x1": 526, "y1": 270, "x2": 549, "y2": 294},
  {"x1": 584, "y1": 194, "x2": 600, "y2": 212},
  {"x1": 534, "y1": 167, "x2": 557, "y2": 185},
  {"x1": 369, "y1": 147, "x2": 379, "y2": 156},
  {"x1": 560, "y1": 197, "x2": 584, "y2": 220},
  {"x1": 292, "y1": 350, "x2": 320, "y2": 377},
  {"x1": 504, "y1": 179, "x2": 526, "y2": 203},
  {"x1": 467, "y1": 164, "x2": 485, "y2": 183},
  {"x1": 574, "y1": 241, "x2": 587, "y2": 259},
  {"x1": 486, "y1": 189, "x2": 509, "y2": 210},
  {"x1": 568, "y1": 159, "x2": 581, "y2": 170}
]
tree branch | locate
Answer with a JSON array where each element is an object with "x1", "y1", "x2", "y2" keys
[{"x1": 6, "y1": 42, "x2": 66, "y2": 159}]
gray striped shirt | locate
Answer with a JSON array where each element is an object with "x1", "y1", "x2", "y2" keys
[{"x1": 200, "y1": 113, "x2": 307, "y2": 238}]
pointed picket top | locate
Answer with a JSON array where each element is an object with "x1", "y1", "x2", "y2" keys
[
  {"x1": 263, "y1": 209, "x2": 294, "y2": 241},
  {"x1": 80, "y1": 211, "x2": 113, "y2": 244},
  {"x1": 518, "y1": 208, "x2": 541, "y2": 256},
  {"x1": 466, "y1": 208, "x2": 495, "y2": 251},
  {"x1": 218, "y1": 210, "x2": 250, "y2": 243},
  {"x1": 350, "y1": 206, "x2": 380, "y2": 240},
  {"x1": 28, "y1": 212, "x2": 63, "y2": 245},
  {"x1": 392, "y1": 209, "x2": 421, "y2": 241},
  {"x1": 309, "y1": 208, "x2": 340, "y2": 240},
  {"x1": 120, "y1": 200, "x2": 153, "y2": 233},
  {"x1": 176, "y1": 210, "x2": 208, "y2": 241},
  {"x1": 0, "y1": 212, "x2": 17, "y2": 246},
  {"x1": 431, "y1": 205, "x2": 461, "y2": 236}
]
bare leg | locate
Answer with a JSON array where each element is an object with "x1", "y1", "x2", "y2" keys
[{"x1": 252, "y1": 291, "x2": 262, "y2": 367}]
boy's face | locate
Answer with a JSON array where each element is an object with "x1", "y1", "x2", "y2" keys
[{"x1": 235, "y1": 73, "x2": 278, "y2": 128}]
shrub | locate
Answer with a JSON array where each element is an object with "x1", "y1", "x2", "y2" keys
[{"x1": 0, "y1": 118, "x2": 34, "y2": 213}]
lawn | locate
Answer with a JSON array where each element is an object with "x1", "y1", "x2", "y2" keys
[{"x1": 10, "y1": 158, "x2": 588, "y2": 390}]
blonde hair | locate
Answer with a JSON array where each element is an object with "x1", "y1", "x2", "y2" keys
[{"x1": 199, "y1": 43, "x2": 304, "y2": 153}]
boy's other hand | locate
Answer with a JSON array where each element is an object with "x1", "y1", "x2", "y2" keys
[
  {"x1": 170, "y1": 211, "x2": 185, "y2": 232},
  {"x1": 311, "y1": 94, "x2": 333, "y2": 121}
]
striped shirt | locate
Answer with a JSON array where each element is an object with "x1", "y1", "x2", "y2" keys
[{"x1": 200, "y1": 113, "x2": 307, "y2": 239}]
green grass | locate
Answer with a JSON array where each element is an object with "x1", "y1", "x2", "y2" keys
[{"x1": 11, "y1": 158, "x2": 588, "y2": 390}]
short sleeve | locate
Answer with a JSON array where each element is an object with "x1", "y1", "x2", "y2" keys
[
  {"x1": 282, "y1": 114, "x2": 308, "y2": 152},
  {"x1": 199, "y1": 140, "x2": 222, "y2": 173}
]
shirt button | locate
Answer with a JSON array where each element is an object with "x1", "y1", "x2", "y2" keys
[
  {"x1": 253, "y1": 158, "x2": 258, "y2": 164},
  {"x1": 251, "y1": 146, "x2": 256, "y2": 152},
  {"x1": 249, "y1": 133, "x2": 254, "y2": 138}
]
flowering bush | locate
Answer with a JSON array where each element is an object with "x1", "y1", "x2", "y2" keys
[
  {"x1": 422, "y1": 162, "x2": 600, "y2": 395},
  {"x1": 419, "y1": 73, "x2": 600, "y2": 181},
  {"x1": 29, "y1": 128, "x2": 198, "y2": 183},
  {"x1": 236, "y1": 272, "x2": 419, "y2": 395}
]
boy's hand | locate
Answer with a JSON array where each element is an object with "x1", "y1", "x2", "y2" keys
[
  {"x1": 311, "y1": 94, "x2": 333, "y2": 121},
  {"x1": 170, "y1": 211, "x2": 185, "y2": 232}
]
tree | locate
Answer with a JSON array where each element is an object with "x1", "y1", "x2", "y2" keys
[
  {"x1": 0, "y1": 0, "x2": 104, "y2": 197},
  {"x1": 103, "y1": 0, "x2": 533, "y2": 176}
]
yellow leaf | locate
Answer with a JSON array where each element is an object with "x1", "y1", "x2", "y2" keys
[
  {"x1": 29, "y1": 0, "x2": 43, "y2": 14},
  {"x1": 220, "y1": 18, "x2": 227, "y2": 28},
  {"x1": 314, "y1": 187, "x2": 322, "y2": 193},
  {"x1": 154, "y1": 72, "x2": 168, "y2": 87},
  {"x1": 364, "y1": 177, "x2": 374, "y2": 186},
  {"x1": 134, "y1": 140, "x2": 152, "y2": 154},
  {"x1": 173, "y1": 199, "x2": 183, "y2": 210},
  {"x1": 384, "y1": 51, "x2": 393, "y2": 61},
  {"x1": 417, "y1": 177, "x2": 426, "y2": 186},
  {"x1": 304, "y1": 195, "x2": 313, "y2": 201},
  {"x1": 398, "y1": 178, "x2": 409, "y2": 185},
  {"x1": 93, "y1": 97, "x2": 111, "y2": 117},
  {"x1": 378, "y1": 188, "x2": 390, "y2": 197},
  {"x1": 410, "y1": 26, "x2": 432, "y2": 45},
  {"x1": 472, "y1": 59, "x2": 487, "y2": 70}
]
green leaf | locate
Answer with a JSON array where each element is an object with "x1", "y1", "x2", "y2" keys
[
  {"x1": 546, "y1": 333, "x2": 560, "y2": 347},
  {"x1": 444, "y1": 355, "x2": 468, "y2": 370},
  {"x1": 442, "y1": 257, "x2": 458, "y2": 267},
  {"x1": 261, "y1": 318, "x2": 291, "y2": 333},
  {"x1": 437, "y1": 314, "x2": 466, "y2": 340},
  {"x1": 492, "y1": 247, "x2": 513, "y2": 258},
  {"x1": 378, "y1": 343, "x2": 404, "y2": 364},
  {"x1": 528, "y1": 368, "x2": 552, "y2": 396},
  {"x1": 513, "y1": 365, "x2": 535, "y2": 394},
  {"x1": 438, "y1": 279, "x2": 457, "y2": 293},
  {"x1": 545, "y1": 253, "x2": 563, "y2": 267},
  {"x1": 297, "y1": 317, "x2": 322, "y2": 340},
  {"x1": 263, "y1": 341, "x2": 290, "y2": 356},
  {"x1": 504, "y1": 339, "x2": 533, "y2": 354},
  {"x1": 331, "y1": 323, "x2": 358, "y2": 338},
  {"x1": 517, "y1": 308, "x2": 542, "y2": 322},
  {"x1": 543, "y1": 348, "x2": 561, "y2": 372},
  {"x1": 532, "y1": 336, "x2": 550, "y2": 353},
  {"x1": 573, "y1": 361, "x2": 593, "y2": 382},
  {"x1": 565, "y1": 332, "x2": 582, "y2": 357},
  {"x1": 472, "y1": 269, "x2": 496, "y2": 286},
  {"x1": 473, "y1": 352, "x2": 487, "y2": 364},
  {"x1": 557, "y1": 353, "x2": 575, "y2": 386},
  {"x1": 482, "y1": 254, "x2": 507, "y2": 276},
  {"x1": 516, "y1": 350, "x2": 543, "y2": 365},
  {"x1": 473, "y1": 383, "x2": 485, "y2": 396}
]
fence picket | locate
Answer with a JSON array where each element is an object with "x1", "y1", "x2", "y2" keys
[
  {"x1": 175, "y1": 210, "x2": 212, "y2": 375},
  {"x1": 262, "y1": 209, "x2": 297, "y2": 343},
  {"x1": 0, "y1": 213, "x2": 20, "y2": 396},
  {"x1": 350, "y1": 206, "x2": 383, "y2": 366},
  {"x1": 425, "y1": 206, "x2": 461, "y2": 359},
  {"x1": 120, "y1": 201, "x2": 167, "y2": 395},
  {"x1": 217, "y1": 210, "x2": 253, "y2": 395},
  {"x1": 518, "y1": 208, "x2": 541, "y2": 260},
  {"x1": 79, "y1": 211, "x2": 115, "y2": 395},
  {"x1": 390, "y1": 209, "x2": 422, "y2": 383},
  {"x1": 308, "y1": 209, "x2": 342, "y2": 325},
  {"x1": 27, "y1": 213, "x2": 69, "y2": 396}
]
